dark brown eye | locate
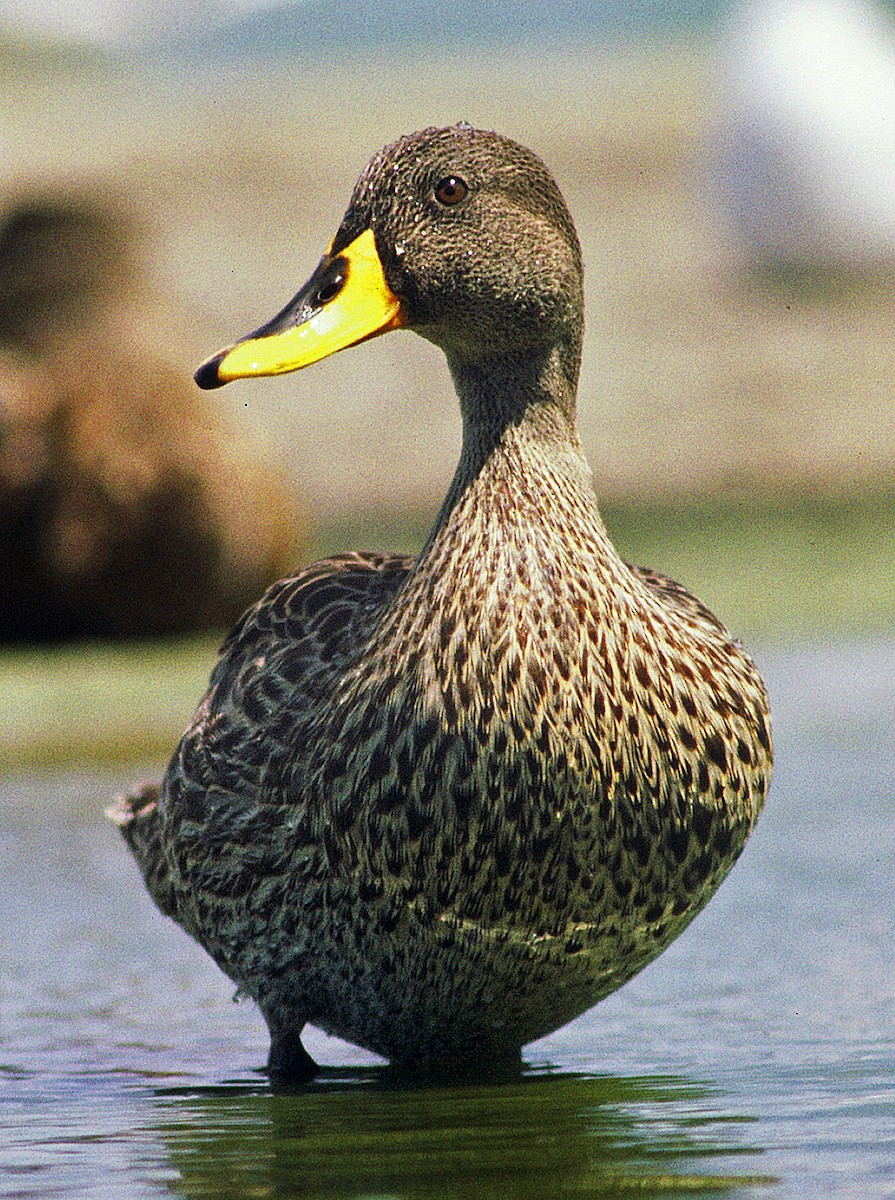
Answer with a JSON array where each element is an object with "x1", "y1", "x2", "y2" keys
[{"x1": 434, "y1": 176, "x2": 468, "y2": 206}]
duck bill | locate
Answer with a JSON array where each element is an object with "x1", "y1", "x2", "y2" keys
[{"x1": 194, "y1": 228, "x2": 405, "y2": 389}]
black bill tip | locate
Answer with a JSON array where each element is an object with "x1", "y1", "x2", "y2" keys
[{"x1": 194, "y1": 354, "x2": 228, "y2": 390}]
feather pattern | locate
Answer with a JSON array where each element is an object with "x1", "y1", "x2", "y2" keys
[{"x1": 112, "y1": 125, "x2": 771, "y2": 1079}]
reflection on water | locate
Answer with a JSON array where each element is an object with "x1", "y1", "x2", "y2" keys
[
  {"x1": 2, "y1": 639, "x2": 894, "y2": 1198},
  {"x1": 1, "y1": 1067, "x2": 773, "y2": 1200},
  {"x1": 150, "y1": 1070, "x2": 773, "y2": 1199}
]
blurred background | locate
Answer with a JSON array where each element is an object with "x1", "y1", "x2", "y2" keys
[
  {"x1": 2, "y1": 0, "x2": 894, "y2": 763},
  {"x1": 4, "y1": 13, "x2": 894, "y2": 1194}
]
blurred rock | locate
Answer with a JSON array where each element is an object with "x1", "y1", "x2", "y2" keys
[{"x1": 0, "y1": 189, "x2": 305, "y2": 641}]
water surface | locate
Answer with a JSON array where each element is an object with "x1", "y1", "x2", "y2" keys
[{"x1": 1, "y1": 639, "x2": 893, "y2": 1198}]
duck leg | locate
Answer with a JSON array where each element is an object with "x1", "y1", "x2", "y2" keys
[{"x1": 262, "y1": 1007, "x2": 319, "y2": 1086}]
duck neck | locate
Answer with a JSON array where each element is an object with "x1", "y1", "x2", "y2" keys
[{"x1": 427, "y1": 342, "x2": 590, "y2": 541}]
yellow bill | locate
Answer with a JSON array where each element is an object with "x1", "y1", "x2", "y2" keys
[{"x1": 195, "y1": 228, "x2": 405, "y2": 390}]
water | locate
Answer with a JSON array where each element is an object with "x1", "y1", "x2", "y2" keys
[{"x1": 1, "y1": 638, "x2": 893, "y2": 1198}]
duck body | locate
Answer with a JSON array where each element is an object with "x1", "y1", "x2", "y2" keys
[{"x1": 112, "y1": 126, "x2": 771, "y2": 1078}]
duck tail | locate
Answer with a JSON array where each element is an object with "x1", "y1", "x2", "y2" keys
[{"x1": 106, "y1": 783, "x2": 179, "y2": 920}]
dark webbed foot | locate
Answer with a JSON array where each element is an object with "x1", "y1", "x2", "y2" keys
[{"x1": 266, "y1": 1028, "x2": 319, "y2": 1088}]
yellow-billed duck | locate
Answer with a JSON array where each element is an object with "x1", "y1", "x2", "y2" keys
[{"x1": 110, "y1": 125, "x2": 772, "y2": 1083}]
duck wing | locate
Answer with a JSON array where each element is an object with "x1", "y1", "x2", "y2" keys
[
  {"x1": 111, "y1": 551, "x2": 413, "y2": 919},
  {"x1": 107, "y1": 783, "x2": 179, "y2": 918}
]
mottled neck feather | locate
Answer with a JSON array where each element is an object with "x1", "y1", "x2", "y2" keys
[
  {"x1": 426, "y1": 340, "x2": 588, "y2": 548},
  {"x1": 390, "y1": 342, "x2": 635, "y2": 720}
]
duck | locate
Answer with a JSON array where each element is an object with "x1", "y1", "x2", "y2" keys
[{"x1": 110, "y1": 124, "x2": 772, "y2": 1084}]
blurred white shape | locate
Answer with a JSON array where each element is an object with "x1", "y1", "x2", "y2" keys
[
  {"x1": 0, "y1": 0, "x2": 275, "y2": 45},
  {"x1": 715, "y1": 0, "x2": 895, "y2": 268}
]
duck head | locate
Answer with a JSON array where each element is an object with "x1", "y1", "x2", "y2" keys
[{"x1": 194, "y1": 125, "x2": 584, "y2": 411}]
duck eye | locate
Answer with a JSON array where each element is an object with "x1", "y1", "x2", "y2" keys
[{"x1": 434, "y1": 176, "x2": 468, "y2": 206}]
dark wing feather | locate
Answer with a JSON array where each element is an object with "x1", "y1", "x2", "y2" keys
[
  {"x1": 113, "y1": 551, "x2": 414, "y2": 918},
  {"x1": 215, "y1": 550, "x2": 414, "y2": 685},
  {"x1": 193, "y1": 551, "x2": 415, "y2": 785},
  {"x1": 107, "y1": 783, "x2": 180, "y2": 918}
]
